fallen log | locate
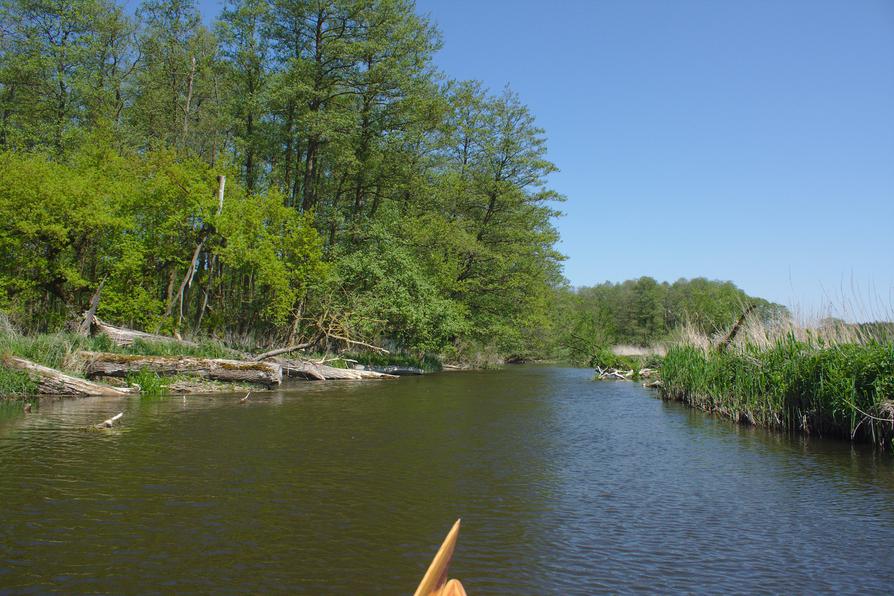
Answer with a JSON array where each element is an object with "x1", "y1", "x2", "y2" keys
[
  {"x1": 279, "y1": 358, "x2": 397, "y2": 381},
  {"x1": 93, "y1": 317, "x2": 197, "y2": 348},
  {"x1": 2, "y1": 356, "x2": 138, "y2": 396},
  {"x1": 82, "y1": 352, "x2": 282, "y2": 387},
  {"x1": 252, "y1": 341, "x2": 316, "y2": 362}
]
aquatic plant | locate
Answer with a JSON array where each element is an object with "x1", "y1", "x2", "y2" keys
[{"x1": 660, "y1": 327, "x2": 894, "y2": 448}]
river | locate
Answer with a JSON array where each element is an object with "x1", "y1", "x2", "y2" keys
[{"x1": 1, "y1": 366, "x2": 892, "y2": 594}]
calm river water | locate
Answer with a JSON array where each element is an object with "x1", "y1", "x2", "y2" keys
[{"x1": 1, "y1": 366, "x2": 893, "y2": 594}]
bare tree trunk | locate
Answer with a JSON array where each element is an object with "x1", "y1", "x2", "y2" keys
[
  {"x1": 78, "y1": 278, "x2": 106, "y2": 335},
  {"x1": 302, "y1": 135, "x2": 318, "y2": 211},
  {"x1": 181, "y1": 54, "x2": 196, "y2": 145}
]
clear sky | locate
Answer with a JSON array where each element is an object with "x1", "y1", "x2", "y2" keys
[{"x1": 197, "y1": 0, "x2": 894, "y2": 320}]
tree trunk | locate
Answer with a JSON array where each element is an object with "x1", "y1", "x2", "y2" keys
[
  {"x1": 78, "y1": 279, "x2": 106, "y2": 335},
  {"x1": 181, "y1": 54, "x2": 196, "y2": 145},
  {"x1": 302, "y1": 135, "x2": 319, "y2": 211},
  {"x1": 83, "y1": 352, "x2": 283, "y2": 387},
  {"x1": 283, "y1": 101, "x2": 294, "y2": 201},
  {"x1": 2, "y1": 356, "x2": 138, "y2": 396},
  {"x1": 94, "y1": 317, "x2": 197, "y2": 348}
]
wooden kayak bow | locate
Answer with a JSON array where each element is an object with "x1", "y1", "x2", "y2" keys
[{"x1": 413, "y1": 519, "x2": 467, "y2": 596}]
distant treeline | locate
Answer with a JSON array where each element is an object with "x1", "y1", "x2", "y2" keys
[
  {"x1": 551, "y1": 277, "x2": 787, "y2": 361},
  {"x1": 0, "y1": 0, "x2": 563, "y2": 358}
]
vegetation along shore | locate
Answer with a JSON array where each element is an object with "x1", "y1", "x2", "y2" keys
[{"x1": 0, "y1": 0, "x2": 891, "y2": 451}]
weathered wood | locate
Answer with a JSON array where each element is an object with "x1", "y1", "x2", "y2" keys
[
  {"x1": 93, "y1": 317, "x2": 197, "y2": 348},
  {"x1": 279, "y1": 358, "x2": 398, "y2": 381},
  {"x1": 252, "y1": 341, "x2": 315, "y2": 362},
  {"x1": 718, "y1": 303, "x2": 757, "y2": 353},
  {"x1": 77, "y1": 279, "x2": 105, "y2": 336},
  {"x1": 2, "y1": 356, "x2": 138, "y2": 396},
  {"x1": 96, "y1": 412, "x2": 123, "y2": 428},
  {"x1": 82, "y1": 352, "x2": 282, "y2": 387},
  {"x1": 414, "y1": 519, "x2": 465, "y2": 596}
]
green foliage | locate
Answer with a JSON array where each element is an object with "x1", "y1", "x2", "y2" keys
[
  {"x1": 324, "y1": 220, "x2": 468, "y2": 354},
  {"x1": 125, "y1": 367, "x2": 167, "y2": 396},
  {"x1": 345, "y1": 350, "x2": 442, "y2": 373},
  {"x1": 126, "y1": 338, "x2": 240, "y2": 359},
  {"x1": 588, "y1": 347, "x2": 640, "y2": 372},
  {"x1": 0, "y1": 0, "x2": 566, "y2": 362},
  {"x1": 660, "y1": 338, "x2": 894, "y2": 448},
  {"x1": 0, "y1": 330, "x2": 108, "y2": 372},
  {"x1": 552, "y1": 276, "x2": 788, "y2": 363},
  {"x1": 0, "y1": 368, "x2": 37, "y2": 397}
]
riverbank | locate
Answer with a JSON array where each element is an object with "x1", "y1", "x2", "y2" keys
[
  {"x1": 0, "y1": 319, "x2": 409, "y2": 399},
  {"x1": 657, "y1": 327, "x2": 894, "y2": 449}
]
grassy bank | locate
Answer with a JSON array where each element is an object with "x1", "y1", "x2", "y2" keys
[{"x1": 659, "y1": 323, "x2": 894, "y2": 448}]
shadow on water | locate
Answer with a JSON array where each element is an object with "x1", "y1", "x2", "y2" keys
[{"x1": 0, "y1": 366, "x2": 892, "y2": 594}]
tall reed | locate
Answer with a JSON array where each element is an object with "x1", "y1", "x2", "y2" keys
[{"x1": 660, "y1": 317, "x2": 894, "y2": 448}]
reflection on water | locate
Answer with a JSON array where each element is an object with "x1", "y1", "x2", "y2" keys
[{"x1": 0, "y1": 367, "x2": 892, "y2": 593}]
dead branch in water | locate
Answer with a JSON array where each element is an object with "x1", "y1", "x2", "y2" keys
[{"x1": 96, "y1": 412, "x2": 123, "y2": 429}]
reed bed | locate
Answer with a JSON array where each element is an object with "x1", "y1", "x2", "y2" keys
[{"x1": 660, "y1": 317, "x2": 894, "y2": 448}]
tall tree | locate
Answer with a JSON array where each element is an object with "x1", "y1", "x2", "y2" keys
[{"x1": 217, "y1": 0, "x2": 270, "y2": 192}]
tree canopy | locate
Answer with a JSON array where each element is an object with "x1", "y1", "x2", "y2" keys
[{"x1": 0, "y1": 0, "x2": 564, "y2": 358}]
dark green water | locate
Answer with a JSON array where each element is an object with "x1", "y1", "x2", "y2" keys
[{"x1": 1, "y1": 367, "x2": 893, "y2": 594}]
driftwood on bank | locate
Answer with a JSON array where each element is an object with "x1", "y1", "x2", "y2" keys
[
  {"x1": 251, "y1": 341, "x2": 316, "y2": 362},
  {"x1": 93, "y1": 317, "x2": 197, "y2": 348},
  {"x1": 2, "y1": 355, "x2": 139, "y2": 396},
  {"x1": 594, "y1": 366, "x2": 657, "y2": 381},
  {"x1": 278, "y1": 358, "x2": 398, "y2": 381},
  {"x1": 82, "y1": 352, "x2": 282, "y2": 387}
]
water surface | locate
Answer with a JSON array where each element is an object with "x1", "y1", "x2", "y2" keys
[{"x1": 1, "y1": 367, "x2": 892, "y2": 593}]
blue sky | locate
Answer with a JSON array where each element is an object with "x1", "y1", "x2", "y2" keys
[{"x1": 197, "y1": 0, "x2": 894, "y2": 319}]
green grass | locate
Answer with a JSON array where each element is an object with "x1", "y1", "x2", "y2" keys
[
  {"x1": 124, "y1": 367, "x2": 169, "y2": 396},
  {"x1": 0, "y1": 367, "x2": 37, "y2": 397},
  {"x1": 0, "y1": 326, "x2": 245, "y2": 398},
  {"x1": 589, "y1": 347, "x2": 643, "y2": 372},
  {"x1": 0, "y1": 331, "x2": 114, "y2": 372},
  {"x1": 125, "y1": 338, "x2": 241, "y2": 359},
  {"x1": 660, "y1": 336, "x2": 894, "y2": 448}
]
